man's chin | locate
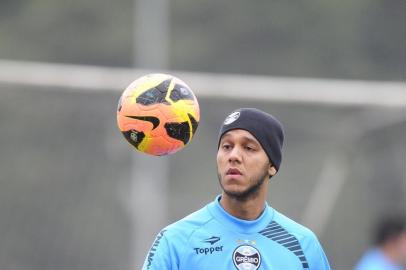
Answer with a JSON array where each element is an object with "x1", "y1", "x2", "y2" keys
[
  {"x1": 223, "y1": 188, "x2": 244, "y2": 198},
  {"x1": 223, "y1": 188, "x2": 255, "y2": 201},
  {"x1": 221, "y1": 178, "x2": 265, "y2": 202},
  {"x1": 218, "y1": 172, "x2": 265, "y2": 201}
]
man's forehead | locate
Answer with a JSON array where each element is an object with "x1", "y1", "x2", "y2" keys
[{"x1": 220, "y1": 129, "x2": 260, "y2": 143}]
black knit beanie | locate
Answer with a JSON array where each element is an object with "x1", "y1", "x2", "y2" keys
[{"x1": 218, "y1": 108, "x2": 284, "y2": 171}]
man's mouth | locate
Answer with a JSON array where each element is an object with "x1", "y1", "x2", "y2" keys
[{"x1": 226, "y1": 168, "x2": 242, "y2": 175}]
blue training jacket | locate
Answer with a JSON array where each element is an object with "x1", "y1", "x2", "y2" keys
[{"x1": 142, "y1": 196, "x2": 331, "y2": 270}]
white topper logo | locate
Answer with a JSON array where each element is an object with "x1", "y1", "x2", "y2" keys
[{"x1": 223, "y1": 111, "x2": 241, "y2": 125}]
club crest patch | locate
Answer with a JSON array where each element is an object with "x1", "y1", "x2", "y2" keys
[
  {"x1": 232, "y1": 245, "x2": 261, "y2": 270},
  {"x1": 224, "y1": 111, "x2": 240, "y2": 125}
]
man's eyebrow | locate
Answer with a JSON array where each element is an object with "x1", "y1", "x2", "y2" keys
[
  {"x1": 220, "y1": 134, "x2": 260, "y2": 145},
  {"x1": 219, "y1": 133, "x2": 232, "y2": 142},
  {"x1": 243, "y1": 136, "x2": 260, "y2": 145}
]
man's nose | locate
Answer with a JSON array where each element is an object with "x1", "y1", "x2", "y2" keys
[{"x1": 228, "y1": 146, "x2": 242, "y2": 162}]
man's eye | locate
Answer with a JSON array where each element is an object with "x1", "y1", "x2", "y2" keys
[{"x1": 222, "y1": 144, "x2": 231, "y2": 150}]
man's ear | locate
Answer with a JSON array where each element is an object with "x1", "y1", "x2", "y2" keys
[{"x1": 268, "y1": 165, "x2": 277, "y2": 177}]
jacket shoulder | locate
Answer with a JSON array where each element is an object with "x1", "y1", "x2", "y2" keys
[
  {"x1": 163, "y1": 204, "x2": 214, "y2": 243},
  {"x1": 271, "y1": 209, "x2": 318, "y2": 241}
]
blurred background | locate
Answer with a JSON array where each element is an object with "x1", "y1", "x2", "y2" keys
[{"x1": 1, "y1": 0, "x2": 406, "y2": 269}]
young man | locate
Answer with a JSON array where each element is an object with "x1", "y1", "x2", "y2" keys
[
  {"x1": 142, "y1": 108, "x2": 331, "y2": 270},
  {"x1": 354, "y1": 217, "x2": 406, "y2": 270}
]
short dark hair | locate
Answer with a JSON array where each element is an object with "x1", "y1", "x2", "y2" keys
[{"x1": 374, "y1": 216, "x2": 406, "y2": 246}]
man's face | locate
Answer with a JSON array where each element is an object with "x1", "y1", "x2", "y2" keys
[{"x1": 216, "y1": 129, "x2": 276, "y2": 200}]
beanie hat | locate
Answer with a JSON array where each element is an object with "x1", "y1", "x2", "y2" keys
[{"x1": 218, "y1": 108, "x2": 284, "y2": 171}]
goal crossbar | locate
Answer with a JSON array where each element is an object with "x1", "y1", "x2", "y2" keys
[{"x1": 1, "y1": 59, "x2": 405, "y2": 107}]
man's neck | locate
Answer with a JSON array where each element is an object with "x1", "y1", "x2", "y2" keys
[{"x1": 220, "y1": 192, "x2": 267, "y2": 221}]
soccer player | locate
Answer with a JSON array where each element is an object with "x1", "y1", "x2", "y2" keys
[
  {"x1": 142, "y1": 108, "x2": 331, "y2": 270},
  {"x1": 354, "y1": 216, "x2": 406, "y2": 270}
]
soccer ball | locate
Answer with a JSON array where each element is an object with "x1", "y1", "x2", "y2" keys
[{"x1": 117, "y1": 73, "x2": 200, "y2": 156}]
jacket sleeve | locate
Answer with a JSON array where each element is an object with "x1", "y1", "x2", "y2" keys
[
  {"x1": 307, "y1": 238, "x2": 331, "y2": 270},
  {"x1": 141, "y1": 229, "x2": 178, "y2": 270}
]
